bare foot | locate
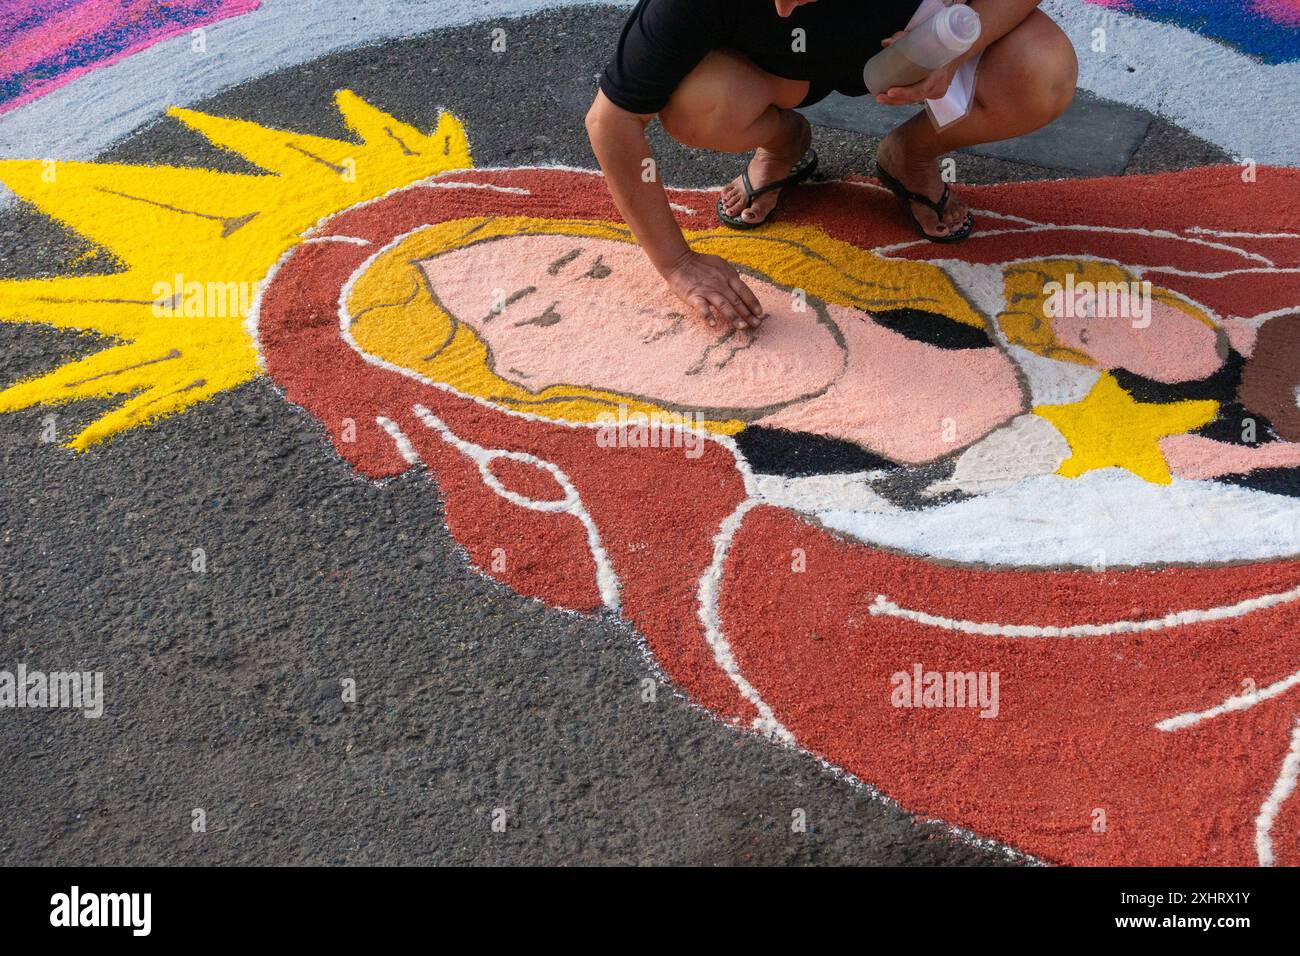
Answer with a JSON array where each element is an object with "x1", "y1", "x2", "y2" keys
[
  {"x1": 876, "y1": 131, "x2": 969, "y2": 239},
  {"x1": 718, "y1": 111, "x2": 812, "y2": 225}
]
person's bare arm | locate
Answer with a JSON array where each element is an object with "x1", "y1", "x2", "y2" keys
[
  {"x1": 585, "y1": 90, "x2": 762, "y2": 330},
  {"x1": 875, "y1": 0, "x2": 1042, "y2": 105},
  {"x1": 957, "y1": 0, "x2": 1042, "y2": 64}
]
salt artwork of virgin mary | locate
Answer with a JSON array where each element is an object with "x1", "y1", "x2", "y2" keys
[{"x1": 256, "y1": 163, "x2": 1300, "y2": 866}]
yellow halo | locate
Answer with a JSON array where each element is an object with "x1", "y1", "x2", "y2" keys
[{"x1": 0, "y1": 91, "x2": 472, "y2": 450}]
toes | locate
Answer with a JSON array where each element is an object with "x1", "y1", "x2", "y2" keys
[
  {"x1": 720, "y1": 181, "x2": 746, "y2": 214},
  {"x1": 886, "y1": 156, "x2": 969, "y2": 237},
  {"x1": 911, "y1": 203, "x2": 946, "y2": 237},
  {"x1": 746, "y1": 195, "x2": 778, "y2": 223},
  {"x1": 723, "y1": 197, "x2": 747, "y2": 219}
]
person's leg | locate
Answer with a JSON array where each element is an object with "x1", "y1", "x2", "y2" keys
[
  {"x1": 877, "y1": 8, "x2": 1079, "y2": 238},
  {"x1": 659, "y1": 49, "x2": 812, "y2": 225}
]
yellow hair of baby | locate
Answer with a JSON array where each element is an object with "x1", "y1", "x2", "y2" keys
[{"x1": 999, "y1": 258, "x2": 1216, "y2": 366}]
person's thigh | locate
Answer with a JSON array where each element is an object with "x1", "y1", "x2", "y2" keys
[
  {"x1": 660, "y1": 49, "x2": 810, "y2": 151},
  {"x1": 969, "y1": 8, "x2": 1078, "y2": 130}
]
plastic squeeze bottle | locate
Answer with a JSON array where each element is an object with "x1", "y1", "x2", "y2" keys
[{"x1": 863, "y1": 3, "x2": 982, "y2": 95}]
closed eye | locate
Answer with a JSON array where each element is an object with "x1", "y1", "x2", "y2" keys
[
  {"x1": 483, "y1": 285, "x2": 535, "y2": 323},
  {"x1": 547, "y1": 249, "x2": 581, "y2": 275},
  {"x1": 514, "y1": 302, "x2": 563, "y2": 328}
]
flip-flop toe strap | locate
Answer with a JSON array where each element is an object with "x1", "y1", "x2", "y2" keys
[
  {"x1": 719, "y1": 149, "x2": 817, "y2": 228},
  {"x1": 906, "y1": 183, "x2": 966, "y2": 236},
  {"x1": 739, "y1": 169, "x2": 757, "y2": 205},
  {"x1": 745, "y1": 151, "x2": 815, "y2": 201},
  {"x1": 906, "y1": 182, "x2": 950, "y2": 218}
]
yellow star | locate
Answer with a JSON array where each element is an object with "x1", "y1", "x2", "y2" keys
[{"x1": 1034, "y1": 373, "x2": 1219, "y2": 485}]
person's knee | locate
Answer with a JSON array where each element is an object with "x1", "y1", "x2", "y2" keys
[
  {"x1": 1018, "y1": 15, "x2": 1079, "y2": 126},
  {"x1": 661, "y1": 80, "x2": 739, "y2": 148},
  {"x1": 660, "y1": 93, "x2": 726, "y2": 149},
  {"x1": 1044, "y1": 32, "x2": 1080, "y2": 118}
]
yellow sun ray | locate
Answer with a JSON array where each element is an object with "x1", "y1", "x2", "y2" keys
[{"x1": 0, "y1": 90, "x2": 472, "y2": 450}]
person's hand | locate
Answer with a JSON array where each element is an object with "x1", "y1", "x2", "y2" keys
[
  {"x1": 662, "y1": 249, "x2": 765, "y2": 331},
  {"x1": 874, "y1": 31, "x2": 961, "y2": 105}
]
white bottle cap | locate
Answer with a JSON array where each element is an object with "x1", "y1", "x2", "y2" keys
[{"x1": 933, "y1": 4, "x2": 981, "y2": 51}]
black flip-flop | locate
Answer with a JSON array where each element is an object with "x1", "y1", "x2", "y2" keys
[
  {"x1": 874, "y1": 161, "x2": 974, "y2": 244},
  {"x1": 717, "y1": 149, "x2": 818, "y2": 230}
]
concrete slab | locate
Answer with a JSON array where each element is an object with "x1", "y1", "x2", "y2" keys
[{"x1": 799, "y1": 89, "x2": 1153, "y2": 175}]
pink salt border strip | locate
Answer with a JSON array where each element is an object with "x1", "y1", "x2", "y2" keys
[
  {"x1": 1255, "y1": 0, "x2": 1300, "y2": 26},
  {"x1": 1086, "y1": 0, "x2": 1300, "y2": 26},
  {"x1": 0, "y1": 0, "x2": 260, "y2": 115}
]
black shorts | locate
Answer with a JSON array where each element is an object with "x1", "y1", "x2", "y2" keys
[
  {"x1": 797, "y1": 74, "x2": 872, "y2": 110},
  {"x1": 600, "y1": 0, "x2": 913, "y2": 116}
]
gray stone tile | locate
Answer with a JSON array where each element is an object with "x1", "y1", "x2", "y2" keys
[{"x1": 800, "y1": 89, "x2": 1153, "y2": 175}]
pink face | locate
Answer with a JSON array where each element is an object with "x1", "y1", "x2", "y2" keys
[
  {"x1": 420, "y1": 234, "x2": 845, "y2": 416},
  {"x1": 1051, "y1": 295, "x2": 1223, "y2": 382}
]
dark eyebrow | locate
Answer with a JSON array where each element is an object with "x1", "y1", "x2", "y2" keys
[
  {"x1": 482, "y1": 285, "x2": 535, "y2": 323},
  {"x1": 547, "y1": 249, "x2": 581, "y2": 275},
  {"x1": 583, "y1": 256, "x2": 612, "y2": 279},
  {"x1": 514, "y1": 302, "x2": 563, "y2": 328}
]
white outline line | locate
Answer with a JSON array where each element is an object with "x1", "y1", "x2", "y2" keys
[
  {"x1": 868, "y1": 584, "x2": 1300, "y2": 639},
  {"x1": 696, "y1": 497, "x2": 793, "y2": 744},
  {"x1": 833, "y1": 179, "x2": 1300, "y2": 286},
  {"x1": 414, "y1": 181, "x2": 530, "y2": 195},
  {"x1": 302, "y1": 235, "x2": 373, "y2": 246},
  {"x1": 872, "y1": 222, "x2": 1278, "y2": 267},
  {"x1": 411, "y1": 403, "x2": 621, "y2": 612},
  {"x1": 1156, "y1": 669, "x2": 1300, "y2": 732},
  {"x1": 375, "y1": 415, "x2": 419, "y2": 465},
  {"x1": 1156, "y1": 669, "x2": 1300, "y2": 866},
  {"x1": 1143, "y1": 265, "x2": 1300, "y2": 280},
  {"x1": 1186, "y1": 227, "x2": 1300, "y2": 240},
  {"x1": 1257, "y1": 720, "x2": 1300, "y2": 868}
]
